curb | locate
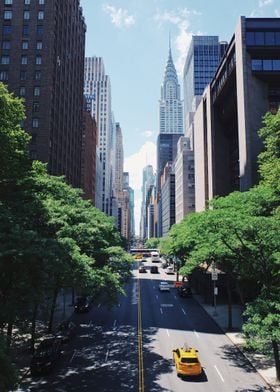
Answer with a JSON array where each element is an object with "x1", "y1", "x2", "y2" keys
[{"x1": 193, "y1": 295, "x2": 278, "y2": 392}]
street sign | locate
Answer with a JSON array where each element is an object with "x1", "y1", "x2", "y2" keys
[{"x1": 211, "y1": 271, "x2": 218, "y2": 280}]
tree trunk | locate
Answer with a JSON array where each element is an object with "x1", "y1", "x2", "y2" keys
[
  {"x1": 6, "y1": 320, "x2": 13, "y2": 353},
  {"x1": 272, "y1": 340, "x2": 280, "y2": 381},
  {"x1": 226, "y1": 275, "x2": 233, "y2": 330},
  {"x1": 48, "y1": 288, "x2": 58, "y2": 333},
  {"x1": 30, "y1": 303, "x2": 38, "y2": 354}
]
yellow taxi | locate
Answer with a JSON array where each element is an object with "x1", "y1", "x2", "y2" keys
[
  {"x1": 172, "y1": 344, "x2": 202, "y2": 377},
  {"x1": 133, "y1": 254, "x2": 143, "y2": 260}
]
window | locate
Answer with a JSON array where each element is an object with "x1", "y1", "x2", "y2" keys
[
  {"x1": 24, "y1": 0, "x2": 31, "y2": 4},
  {"x1": 0, "y1": 71, "x2": 8, "y2": 81},
  {"x1": 19, "y1": 87, "x2": 26, "y2": 97},
  {"x1": 4, "y1": 10, "x2": 12, "y2": 20},
  {"x1": 22, "y1": 25, "x2": 29, "y2": 36},
  {"x1": 3, "y1": 25, "x2": 12, "y2": 35},
  {"x1": 5, "y1": 0, "x2": 13, "y2": 4},
  {"x1": 31, "y1": 134, "x2": 37, "y2": 144},
  {"x1": 34, "y1": 87, "x2": 40, "y2": 96},
  {"x1": 35, "y1": 55, "x2": 42, "y2": 65},
  {"x1": 2, "y1": 40, "x2": 10, "y2": 49},
  {"x1": 35, "y1": 70, "x2": 41, "y2": 80},
  {"x1": 21, "y1": 55, "x2": 28, "y2": 65},
  {"x1": 23, "y1": 11, "x2": 30, "y2": 20},
  {"x1": 38, "y1": 11, "x2": 44, "y2": 20},
  {"x1": 38, "y1": 0, "x2": 45, "y2": 4},
  {"x1": 1, "y1": 55, "x2": 10, "y2": 64},
  {"x1": 22, "y1": 40, "x2": 29, "y2": 49},
  {"x1": 33, "y1": 102, "x2": 40, "y2": 112},
  {"x1": 36, "y1": 41, "x2": 43, "y2": 49},
  {"x1": 32, "y1": 118, "x2": 39, "y2": 128},
  {"x1": 251, "y1": 59, "x2": 262, "y2": 71},
  {"x1": 20, "y1": 70, "x2": 27, "y2": 80},
  {"x1": 37, "y1": 26, "x2": 43, "y2": 35}
]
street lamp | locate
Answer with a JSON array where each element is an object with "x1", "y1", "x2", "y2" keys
[{"x1": 211, "y1": 260, "x2": 218, "y2": 316}]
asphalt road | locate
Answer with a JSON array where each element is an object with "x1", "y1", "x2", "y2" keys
[{"x1": 21, "y1": 259, "x2": 270, "y2": 392}]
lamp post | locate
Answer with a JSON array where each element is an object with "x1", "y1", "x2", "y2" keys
[{"x1": 211, "y1": 260, "x2": 218, "y2": 316}]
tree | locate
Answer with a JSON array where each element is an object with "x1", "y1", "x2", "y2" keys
[{"x1": 144, "y1": 237, "x2": 160, "y2": 249}]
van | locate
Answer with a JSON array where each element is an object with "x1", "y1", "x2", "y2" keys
[
  {"x1": 151, "y1": 251, "x2": 160, "y2": 262},
  {"x1": 150, "y1": 266, "x2": 159, "y2": 273}
]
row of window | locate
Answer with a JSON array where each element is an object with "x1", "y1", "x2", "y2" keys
[
  {"x1": 2, "y1": 41, "x2": 43, "y2": 50},
  {"x1": 251, "y1": 59, "x2": 280, "y2": 71},
  {"x1": 0, "y1": 70, "x2": 42, "y2": 81},
  {"x1": 3, "y1": 25, "x2": 44, "y2": 35},
  {"x1": 1, "y1": 54, "x2": 43, "y2": 65},
  {"x1": 4, "y1": 10, "x2": 44, "y2": 20},
  {"x1": 246, "y1": 31, "x2": 280, "y2": 46},
  {"x1": 4, "y1": 0, "x2": 45, "y2": 5}
]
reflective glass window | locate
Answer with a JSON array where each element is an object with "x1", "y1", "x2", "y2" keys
[
  {"x1": 255, "y1": 32, "x2": 264, "y2": 45},
  {"x1": 265, "y1": 32, "x2": 275, "y2": 45},
  {"x1": 263, "y1": 59, "x2": 273, "y2": 71},
  {"x1": 251, "y1": 59, "x2": 262, "y2": 71},
  {"x1": 2, "y1": 40, "x2": 10, "y2": 49},
  {"x1": 273, "y1": 60, "x2": 280, "y2": 71}
]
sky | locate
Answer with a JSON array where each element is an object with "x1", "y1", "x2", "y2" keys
[{"x1": 80, "y1": 0, "x2": 279, "y2": 235}]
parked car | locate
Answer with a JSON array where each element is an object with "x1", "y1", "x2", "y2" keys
[
  {"x1": 177, "y1": 282, "x2": 192, "y2": 297},
  {"x1": 138, "y1": 266, "x2": 147, "y2": 273},
  {"x1": 150, "y1": 266, "x2": 159, "y2": 273},
  {"x1": 166, "y1": 266, "x2": 175, "y2": 274},
  {"x1": 172, "y1": 344, "x2": 202, "y2": 377},
  {"x1": 55, "y1": 320, "x2": 77, "y2": 343},
  {"x1": 30, "y1": 337, "x2": 62, "y2": 376},
  {"x1": 74, "y1": 296, "x2": 91, "y2": 313},
  {"x1": 158, "y1": 281, "x2": 170, "y2": 292}
]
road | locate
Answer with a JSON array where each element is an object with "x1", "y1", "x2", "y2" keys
[{"x1": 21, "y1": 259, "x2": 270, "y2": 392}]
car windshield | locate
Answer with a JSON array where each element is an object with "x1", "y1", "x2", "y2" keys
[
  {"x1": 160, "y1": 282, "x2": 168, "y2": 285},
  {"x1": 181, "y1": 357, "x2": 199, "y2": 363}
]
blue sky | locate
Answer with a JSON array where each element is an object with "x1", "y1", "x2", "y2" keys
[{"x1": 80, "y1": 0, "x2": 279, "y2": 234}]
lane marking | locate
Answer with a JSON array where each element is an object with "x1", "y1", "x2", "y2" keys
[
  {"x1": 69, "y1": 349, "x2": 77, "y2": 363},
  {"x1": 138, "y1": 276, "x2": 145, "y2": 392},
  {"x1": 181, "y1": 308, "x2": 186, "y2": 315},
  {"x1": 166, "y1": 329, "x2": 170, "y2": 337},
  {"x1": 105, "y1": 349, "x2": 109, "y2": 362},
  {"x1": 160, "y1": 308, "x2": 163, "y2": 314},
  {"x1": 153, "y1": 285, "x2": 155, "y2": 289},
  {"x1": 214, "y1": 365, "x2": 225, "y2": 383},
  {"x1": 113, "y1": 319, "x2": 117, "y2": 328},
  {"x1": 98, "y1": 303, "x2": 101, "y2": 308},
  {"x1": 160, "y1": 304, "x2": 174, "y2": 308},
  {"x1": 156, "y1": 295, "x2": 158, "y2": 300},
  {"x1": 174, "y1": 295, "x2": 177, "y2": 299},
  {"x1": 193, "y1": 330, "x2": 200, "y2": 339},
  {"x1": 88, "y1": 320, "x2": 93, "y2": 328}
]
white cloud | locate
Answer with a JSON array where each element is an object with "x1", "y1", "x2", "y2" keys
[
  {"x1": 103, "y1": 5, "x2": 135, "y2": 29},
  {"x1": 124, "y1": 141, "x2": 156, "y2": 236},
  {"x1": 275, "y1": 8, "x2": 280, "y2": 16},
  {"x1": 124, "y1": 141, "x2": 156, "y2": 191},
  {"x1": 153, "y1": 8, "x2": 201, "y2": 76},
  {"x1": 142, "y1": 130, "x2": 155, "y2": 138},
  {"x1": 259, "y1": 0, "x2": 273, "y2": 7}
]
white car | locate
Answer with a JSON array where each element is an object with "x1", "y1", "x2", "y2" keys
[
  {"x1": 166, "y1": 266, "x2": 174, "y2": 274},
  {"x1": 158, "y1": 281, "x2": 170, "y2": 291}
]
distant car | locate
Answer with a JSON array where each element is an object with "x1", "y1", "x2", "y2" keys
[
  {"x1": 166, "y1": 266, "x2": 175, "y2": 274},
  {"x1": 30, "y1": 337, "x2": 62, "y2": 376},
  {"x1": 151, "y1": 251, "x2": 160, "y2": 262},
  {"x1": 172, "y1": 344, "x2": 202, "y2": 377},
  {"x1": 150, "y1": 266, "x2": 159, "y2": 273},
  {"x1": 55, "y1": 320, "x2": 77, "y2": 343},
  {"x1": 74, "y1": 296, "x2": 91, "y2": 313},
  {"x1": 139, "y1": 266, "x2": 147, "y2": 273},
  {"x1": 133, "y1": 254, "x2": 143, "y2": 260},
  {"x1": 161, "y1": 262, "x2": 168, "y2": 269},
  {"x1": 158, "y1": 281, "x2": 170, "y2": 292},
  {"x1": 178, "y1": 282, "x2": 192, "y2": 297}
]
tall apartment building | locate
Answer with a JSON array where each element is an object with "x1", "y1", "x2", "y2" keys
[
  {"x1": 140, "y1": 165, "x2": 155, "y2": 240},
  {"x1": 123, "y1": 172, "x2": 135, "y2": 240},
  {"x1": 194, "y1": 17, "x2": 280, "y2": 211},
  {"x1": 161, "y1": 162, "x2": 176, "y2": 237},
  {"x1": 0, "y1": 0, "x2": 86, "y2": 187},
  {"x1": 183, "y1": 36, "x2": 227, "y2": 145},
  {"x1": 175, "y1": 137, "x2": 195, "y2": 223},
  {"x1": 84, "y1": 57, "x2": 112, "y2": 213}
]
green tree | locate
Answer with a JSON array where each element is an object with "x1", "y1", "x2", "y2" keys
[{"x1": 144, "y1": 237, "x2": 160, "y2": 249}]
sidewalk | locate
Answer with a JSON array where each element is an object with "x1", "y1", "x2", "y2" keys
[{"x1": 193, "y1": 293, "x2": 280, "y2": 392}]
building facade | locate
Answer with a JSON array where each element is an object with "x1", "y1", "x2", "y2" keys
[
  {"x1": 175, "y1": 137, "x2": 195, "y2": 223},
  {"x1": 161, "y1": 162, "x2": 176, "y2": 237},
  {"x1": 84, "y1": 57, "x2": 113, "y2": 213},
  {"x1": 194, "y1": 17, "x2": 280, "y2": 211},
  {"x1": 140, "y1": 165, "x2": 155, "y2": 240},
  {"x1": 0, "y1": 0, "x2": 86, "y2": 187}
]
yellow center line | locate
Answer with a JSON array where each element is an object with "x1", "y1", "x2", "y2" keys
[{"x1": 138, "y1": 276, "x2": 144, "y2": 392}]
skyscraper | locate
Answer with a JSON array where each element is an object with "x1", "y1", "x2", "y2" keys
[
  {"x1": 159, "y1": 43, "x2": 183, "y2": 134},
  {"x1": 0, "y1": 0, "x2": 86, "y2": 188},
  {"x1": 84, "y1": 57, "x2": 112, "y2": 214},
  {"x1": 140, "y1": 165, "x2": 155, "y2": 240}
]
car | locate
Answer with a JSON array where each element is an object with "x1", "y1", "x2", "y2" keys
[
  {"x1": 158, "y1": 281, "x2": 170, "y2": 292},
  {"x1": 150, "y1": 266, "x2": 159, "y2": 273},
  {"x1": 133, "y1": 254, "x2": 143, "y2": 260},
  {"x1": 74, "y1": 296, "x2": 91, "y2": 313},
  {"x1": 30, "y1": 337, "x2": 62, "y2": 376},
  {"x1": 55, "y1": 320, "x2": 77, "y2": 343},
  {"x1": 172, "y1": 344, "x2": 202, "y2": 377},
  {"x1": 178, "y1": 282, "x2": 192, "y2": 297},
  {"x1": 138, "y1": 266, "x2": 147, "y2": 273},
  {"x1": 161, "y1": 262, "x2": 168, "y2": 269},
  {"x1": 166, "y1": 266, "x2": 175, "y2": 274}
]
